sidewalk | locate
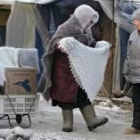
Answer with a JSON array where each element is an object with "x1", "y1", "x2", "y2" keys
[
  {"x1": 0, "y1": 95, "x2": 138, "y2": 140},
  {"x1": 29, "y1": 96, "x2": 140, "y2": 140}
]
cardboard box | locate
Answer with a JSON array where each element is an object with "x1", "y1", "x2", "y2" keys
[{"x1": 4, "y1": 68, "x2": 37, "y2": 95}]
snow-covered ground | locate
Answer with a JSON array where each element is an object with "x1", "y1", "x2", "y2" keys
[{"x1": 0, "y1": 95, "x2": 140, "y2": 140}]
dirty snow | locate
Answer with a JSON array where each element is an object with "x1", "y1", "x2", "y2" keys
[{"x1": 0, "y1": 94, "x2": 139, "y2": 140}]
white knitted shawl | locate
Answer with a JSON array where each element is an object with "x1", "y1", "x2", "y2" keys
[{"x1": 58, "y1": 37, "x2": 110, "y2": 101}]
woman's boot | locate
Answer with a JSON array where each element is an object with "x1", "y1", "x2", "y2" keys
[
  {"x1": 80, "y1": 105, "x2": 108, "y2": 131},
  {"x1": 62, "y1": 109, "x2": 73, "y2": 132}
]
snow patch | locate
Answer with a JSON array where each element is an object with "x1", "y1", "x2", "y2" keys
[
  {"x1": 0, "y1": 126, "x2": 32, "y2": 139},
  {"x1": 95, "y1": 100, "x2": 124, "y2": 113},
  {"x1": 31, "y1": 131, "x2": 95, "y2": 140}
]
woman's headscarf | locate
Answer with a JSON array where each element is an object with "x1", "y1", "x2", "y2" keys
[{"x1": 74, "y1": 4, "x2": 99, "y2": 29}]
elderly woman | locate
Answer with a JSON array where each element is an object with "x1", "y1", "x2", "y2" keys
[
  {"x1": 38, "y1": 4, "x2": 108, "y2": 132},
  {"x1": 124, "y1": 8, "x2": 140, "y2": 134}
]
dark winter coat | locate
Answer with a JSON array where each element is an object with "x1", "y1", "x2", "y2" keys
[{"x1": 38, "y1": 15, "x2": 95, "y2": 102}]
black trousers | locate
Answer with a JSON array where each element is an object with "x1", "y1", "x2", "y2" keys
[
  {"x1": 132, "y1": 83, "x2": 140, "y2": 130},
  {"x1": 52, "y1": 88, "x2": 91, "y2": 110}
]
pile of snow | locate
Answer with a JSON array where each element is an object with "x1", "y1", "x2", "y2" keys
[
  {"x1": 94, "y1": 99, "x2": 131, "y2": 118},
  {"x1": 32, "y1": 131, "x2": 95, "y2": 140},
  {"x1": 96, "y1": 100, "x2": 121, "y2": 111},
  {"x1": 0, "y1": 126, "x2": 32, "y2": 140},
  {"x1": 0, "y1": 129, "x2": 96, "y2": 140}
]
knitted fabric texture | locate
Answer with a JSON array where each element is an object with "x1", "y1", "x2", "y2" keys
[
  {"x1": 58, "y1": 37, "x2": 110, "y2": 101},
  {"x1": 17, "y1": 48, "x2": 39, "y2": 72}
]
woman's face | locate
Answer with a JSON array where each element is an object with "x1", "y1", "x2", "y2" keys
[
  {"x1": 133, "y1": 19, "x2": 140, "y2": 30},
  {"x1": 85, "y1": 21, "x2": 94, "y2": 29},
  {"x1": 84, "y1": 21, "x2": 94, "y2": 35}
]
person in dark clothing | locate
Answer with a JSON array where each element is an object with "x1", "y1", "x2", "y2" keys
[
  {"x1": 123, "y1": 8, "x2": 140, "y2": 134},
  {"x1": 38, "y1": 4, "x2": 108, "y2": 132}
]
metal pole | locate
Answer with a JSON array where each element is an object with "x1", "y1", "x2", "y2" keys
[{"x1": 109, "y1": 0, "x2": 115, "y2": 100}]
